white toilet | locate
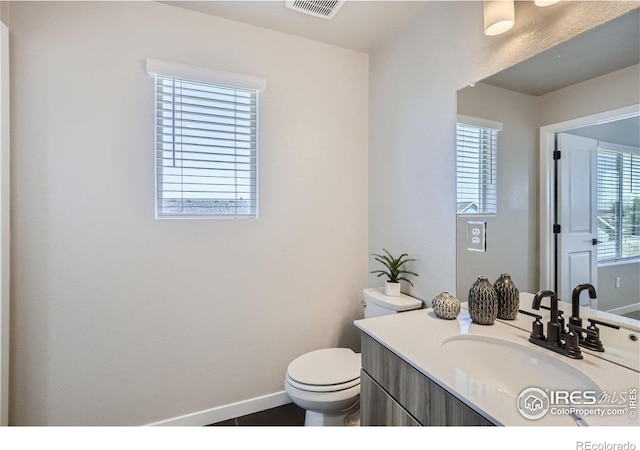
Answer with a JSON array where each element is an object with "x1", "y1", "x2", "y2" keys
[{"x1": 284, "y1": 288, "x2": 423, "y2": 426}]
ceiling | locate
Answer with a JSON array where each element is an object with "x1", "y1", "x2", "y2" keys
[
  {"x1": 568, "y1": 116, "x2": 640, "y2": 148},
  {"x1": 481, "y1": 10, "x2": 640, "y2": 166},
  {"x1": 482, "y1": 9, "x2": 640, "y2": 96},
  {"x1": 162, "y1": 1, "x2": 427, "y2": 53}
]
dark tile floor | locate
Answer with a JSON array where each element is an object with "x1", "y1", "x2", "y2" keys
[{"x1": 207, "y1": 402, "x2": 305, "y2": 426}]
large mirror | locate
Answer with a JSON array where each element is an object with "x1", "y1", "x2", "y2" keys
[{"x1": 456, "y1": 9, "x2": 640, "y2": 330}]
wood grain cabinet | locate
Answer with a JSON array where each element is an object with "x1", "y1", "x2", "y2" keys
[
  {"x1": 360, "y1": 371, "x2": 420, "y2": 426},
  {"x1": 360, "y1": 333, "x2": 495, "y2": 426}
]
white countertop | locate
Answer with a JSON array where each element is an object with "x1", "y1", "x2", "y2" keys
[{"x1": 354, "y1": 307, "x2": 640, "y2": 426}]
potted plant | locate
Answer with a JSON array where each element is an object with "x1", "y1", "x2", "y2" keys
[{"x1": 370, "y1": 249, "x2": 419, "y2": 297}]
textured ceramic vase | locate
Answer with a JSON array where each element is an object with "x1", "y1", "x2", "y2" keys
[
  {"x1": 468, "y1": 276, "x2": 498, "y2": 325},
  {"x1": 432, "y1": 292, "x2": 460, "y2": 320},
  {"x1": 494, "y1": 273, "x2": 519, "y2": 320}
]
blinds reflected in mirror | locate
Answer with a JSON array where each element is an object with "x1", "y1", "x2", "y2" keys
[
  {"x1": 596, "y1": 145, "x2": 640, "y2": 262},
  {"x1": 456, "y1": 117, "x2": 501, "y2": 215}
]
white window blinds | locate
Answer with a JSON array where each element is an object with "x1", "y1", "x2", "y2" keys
[
  {"x1": 596, "y1": 144, "x2": 640, "y2": 262},
  {"x1": 146, "y1": 59, "x2": 265, "y2": 218},
  {"x1": 456, "y1": 116, "x2": 502, "y2": 215}
]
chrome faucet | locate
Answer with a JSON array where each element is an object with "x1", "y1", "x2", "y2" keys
[{"x1": 570, "y1": 284, "x2": 597, "y2": 328}]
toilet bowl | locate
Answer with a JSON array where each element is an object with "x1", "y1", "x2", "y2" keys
[
  {"x1": 285, "y1": 348, "x2": 361, "y2": 426},
  {"x1": 284, "y1": 288, "x2": 423, "y2": 426}
]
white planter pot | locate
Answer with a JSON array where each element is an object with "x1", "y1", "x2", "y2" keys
[{"x1": 385, "y1": 281, "x2": 401, "y2": 297}]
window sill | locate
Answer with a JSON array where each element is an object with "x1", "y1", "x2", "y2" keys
[
  {"x1": 457, "y1": 213, "x2": 497, "y2": 218},
  {"x1": 598, "y1": 257, "x2": 640, "y2": 268}
]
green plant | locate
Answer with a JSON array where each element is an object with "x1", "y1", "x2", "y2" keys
[{"x1": 370, "y1": 249, "x2": 419, "y2": 286}]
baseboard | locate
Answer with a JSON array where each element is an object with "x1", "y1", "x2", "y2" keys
[
  {"x1": 606, "y1": 302, "x2": 640, "y2": 316},
  {"x1": 146, "y1": 390, "x2": 292, "y2": 426}
]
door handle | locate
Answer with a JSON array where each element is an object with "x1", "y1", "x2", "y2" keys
[{"x1": 592, "y1": 238, "x2": 598, "y2": 245}]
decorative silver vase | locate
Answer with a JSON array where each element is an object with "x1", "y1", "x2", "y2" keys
[
  {"x1": 494, "y1": 273, "x2": 519, "y2": 320},
  {"x1": 432, "y1": 292, "x2": 460, "y2": 320},
  {"x1": 468, "y1": 276, "x2": 498, "y2": 325}
]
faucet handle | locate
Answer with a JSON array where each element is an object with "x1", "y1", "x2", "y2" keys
[
  {"x1": 518, "y1": 309, "x2": 542, "y2": 320},
  {"x1": 580, "y1": 318, "x2": 617, "y2": 352},
  {"x1": 519, "y1": 309, "x2": 544, "y2": 340},
  {"x1": 567, "y1": 323, "x2": 598, "y2": 338},
  {"x1": 565, "y1": 324, "x2": 593, "y2": 359},
  {"x1": 557, "y1": 309, "x2": 566, "y2": 334},
  {"x1": 587, "y1": 318, "x2": 620, "y2": 330}
]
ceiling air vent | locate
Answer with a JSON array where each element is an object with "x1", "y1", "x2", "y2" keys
[{"x1": 284, "y1": 1, "x2": 345, "y2": 20}]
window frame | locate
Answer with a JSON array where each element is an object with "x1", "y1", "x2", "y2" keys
[
  {"x1": 146, "y1": 59, "x2": 266, "y2": 219},
  {"x1": 456, "y1": 115, "x2": 502, "y2": 216}
]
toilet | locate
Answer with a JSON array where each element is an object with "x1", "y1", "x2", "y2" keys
[{"x1": 284, "y1": 287, "x2": 423, "y2": 426}]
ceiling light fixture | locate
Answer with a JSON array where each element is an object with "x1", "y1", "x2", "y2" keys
[{"x1": 484, "y1": 0, "x2": 515, "y2": 36}]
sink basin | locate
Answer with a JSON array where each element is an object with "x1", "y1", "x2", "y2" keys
[{"x1": 441, "y1": 335, "x2": 600, "y2": 396}]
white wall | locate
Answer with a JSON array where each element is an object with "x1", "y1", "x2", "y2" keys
[
  {"x1": 598, "y1": 263, "x2": 640, "y2": 312},
  {"x1": 368, "y1": 1, "x2": 638, "y2": 304},
  {"x1": 9, "y1": 2, "x2": 368, "y2": 425},
  {"x1": 8, "y1": 0, "x2": 638, "y2": 427},
  {"x1": 539, "y1": 64, "x2": 640, "y2": 126},
  {"x1": 456, "y1": 83, "x2": 538, "y2": 300}
]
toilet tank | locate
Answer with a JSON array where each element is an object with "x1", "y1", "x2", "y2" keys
[{"x1": 363, "y1": 288, "x2": 423, "y2": 319}]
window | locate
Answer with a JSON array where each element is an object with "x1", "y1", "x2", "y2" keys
[
  {"x1": 146, "y1": 59, "x2": 266, "y2": 218},
  {"x1": 596, "y1": 143, "x2": 640, "y2": 262},
  {"x1": 456, "y1": 115, "x2": 502, "y2": 215}
]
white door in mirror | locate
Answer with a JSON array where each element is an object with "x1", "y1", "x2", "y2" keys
[{"x1": 557, "y1": 133, "x2": 598, "y2": 308}]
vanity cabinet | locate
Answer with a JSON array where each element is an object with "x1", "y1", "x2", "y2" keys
[
  {"x1": 360, "y1": 371, "x2": 420, "y2": 426},
  {"x1": 360, "y1": 333, "x2": 495, "y2": 426}
]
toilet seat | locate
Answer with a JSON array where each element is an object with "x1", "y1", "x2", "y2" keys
[
  {"x1": 286, "y1": 348, "x2": 361, "y2": 388},
  {"x1": 285, "y1": 378, "x2": 360, "y2": 413},
  {"x1": 285, "y1": 373, "x2": 360, "y2": 393}
]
